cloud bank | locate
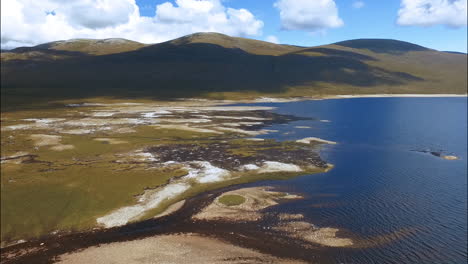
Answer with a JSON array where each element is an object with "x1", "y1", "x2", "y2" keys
[
  {"x1": 0, "y1": 0, "x2": 264, "y2": 49},
  {"x1": 274, "y1": 0, "x2": 344, "y2": 31},
  {"x1": 265, "y1": 35, "x2": 280, "y2": 44},
  {"x1": 397, "y1": 0, "x2": 467, "y2": 27}
]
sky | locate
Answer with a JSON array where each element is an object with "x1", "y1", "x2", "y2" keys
[{"x1": 1, "y1": 0, "x2": 467, "y2": 52}]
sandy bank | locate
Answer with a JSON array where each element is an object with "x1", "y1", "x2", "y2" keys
[
  {"x1": 241, "y1": 94, "x2": 468, "y2": 104},
  {"x1": 55, "y1": 234, "x2": 305, "y2": 264},
  {"x1": 296, "y1": 137, "x2": 337, "y2": 145},
  {"x1": 194, "y1": 187, "x2": 302, "y2": 222},
  {"x1": 274, "y1": 220, "x2": 353, "y2": 247},
  {"x1": 441, "y1": 155, "x2": 459, "y2": 160}
]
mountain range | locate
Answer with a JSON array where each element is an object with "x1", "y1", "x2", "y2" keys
[{"x1": 1, "y1": 32, "x2": 466, "y2": 110}]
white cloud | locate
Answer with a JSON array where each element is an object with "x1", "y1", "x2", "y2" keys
[
  {"x1": 274, "y1": 0, "x2": 344, "y2": 31},
  {"x1": 397, "y1": 0, "x2": 467, "y2": 27},
  {"x1": 0, "y1": 0, "x2": 264, "y2": 49},
  {"x1": 265, "y1": 35, "x2": 280, "y2": 44},
  {"x1": 353, "y1": 1, "x2": 365, "y2": 9}
]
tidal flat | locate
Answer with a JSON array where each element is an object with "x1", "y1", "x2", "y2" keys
[{"x1": 0, "y1": 99, "x2": 332, "y2": 249}]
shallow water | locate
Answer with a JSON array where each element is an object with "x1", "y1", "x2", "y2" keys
[{"x1": 250, "y1": 97, "x2": 467, "y2": 264}]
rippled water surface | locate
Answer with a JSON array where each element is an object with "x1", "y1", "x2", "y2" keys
[{"x1": 251, "y1": 97, "x2": 467, "y2": 264}]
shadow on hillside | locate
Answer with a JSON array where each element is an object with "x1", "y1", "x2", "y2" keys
[
  {"x1": 7, "y1": 47, "x2": 88, "y2": 57},
  {"x1": 334, "y1": 39, "x2": 429, "y2": 54},
  {"x1": 293, "y1": 47, "x2": 377, "y2": 61},
  {"x1": 1, "y1": 42, "x2": 423, "y2": 110}
]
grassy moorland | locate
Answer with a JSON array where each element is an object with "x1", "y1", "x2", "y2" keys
[
  {"x1": 0, "y1": 101, "x2": 332, "y2": 245},
  {"x1": 0, "y1": 32, "x2": 466, "y2": 247},
  {"x1": 1, "y1": 33, "x2": 466, "y2": 111}
]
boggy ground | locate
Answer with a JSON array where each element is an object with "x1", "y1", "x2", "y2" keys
[
  {"x1": 0, "y1": 99, "x2": 333, "y2": 247},
  {"x1": 2, "y1": 184, "x2": 406, "y2": 264},
  {"x1": 0, "y1": 185, "x2": 355, "y2": 264}
]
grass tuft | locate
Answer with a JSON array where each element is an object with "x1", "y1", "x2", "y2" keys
[{"x1": 218, "y1": 194, "x2": 246, "y2": 206}]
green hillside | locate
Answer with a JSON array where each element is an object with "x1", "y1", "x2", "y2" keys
[{"x1": 1, "y1": 33, "x2": 466, "y2": 110}]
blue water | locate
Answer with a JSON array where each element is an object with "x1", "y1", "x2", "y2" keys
[{"x1": 253, "y1": 97, "x2": 467, "y2": 264}]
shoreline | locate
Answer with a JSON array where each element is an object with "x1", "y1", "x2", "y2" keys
[
  {"x1": 246, "y1": 94, "x2": 468, "y2": 103},
  {"x1": 2, "y1": 93, "x2": 466, "y2": 114},
  {"x1": 320, "y1": 94, "x2": 468, "y2": 99},
  {"x1": 0, "y1": 184, "x2": 343, "y2": 264}
]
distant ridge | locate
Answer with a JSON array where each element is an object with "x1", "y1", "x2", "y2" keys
[
  {"x1": 443, "y1": 51, "x2": 467, "y2": 55},
  {"x1": 334, "y1": 39, "x2": 430, "y2": 54},
  {"x1": 1, "y1": 33, "x2": 467, "y2": 110},
  {"x1": 168, "y1": 32, "x2": 301, "y2": 55},
  {"x1": 9, "y1": 38, "x2": 146, "y2": 55}
]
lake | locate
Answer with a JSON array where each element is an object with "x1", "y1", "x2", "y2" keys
[{"x1": 250, "y1": 97, "x2": 467, "y2": 264}]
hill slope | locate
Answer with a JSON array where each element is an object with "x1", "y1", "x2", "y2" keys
[
  {"x1": 1, "y1": 38, "x2": 146, "y2": 61},
  {"x1": 1, "y1": 33, "x2": 466, "y2": 110}
]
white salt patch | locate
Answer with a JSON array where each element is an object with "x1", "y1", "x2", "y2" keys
[
  {"x1": 254, "y1": 97, "x2": 301, "y2": 103},
  {"x1": 96, "y1": 183, "x2": 190, "y2": 227},
  {"x1": 3, "y1": 119, "x2": 61, "y2": 130},
  {"x1": 63, "y1": 118, "x2": 158, "y2": 127},
  {"x1": 141, "y1": 113, "x2": 159, "y2": 118},
  {"x1": 158, "y1": 118, "x2": 211, "y2": 124},
  {"x1": 211, "y1": 116, "x2": 270, "y2": 121},
  {"x1": 91, "y1": 112, "x2": 116, "y2": 117},
  {"x1": 214, "y1": 127, "x2": 274, "y2": 136},
  {"x1": 183, "y1": 161, "x2": 230, "y2": 183},
  {"x1": 23, "y1": 118, "x2": 65, "y2": 123},
  {"x1": 195, "y1": 106, "x2": 275, "y2": 112},
  {"x1": 136, "y1": 152, "x2": 157, "y2": 162},
  {"x1": 2, "y1": 124, "x2": 36, "y2": 130},
  {"x1": 141, "y1": 110, "x2": 171, "y2": 118},
  {"x1": 240, "y1": 164, "x2": 260, "y2": 171},
  {"x1": 258, "y1": 161, "x2": 302, "y2": 173},
  {"x1": 295, "y1": 126, "x2": 311, "y2": 129},
  {"x1": 221, "y1": 122, "x2": 263, "y2": 127},
  {"x1": 296, "y1": 137, "x2": 337, "y2": 145},
  {"x1": 245, "y1": 138, "x2": 265, "y2": 141},
  {"x1": 239, "y1": 122, "x2": 263, "y2": 126},
  {"x1": 61, "y1": 129, "x2": 94, "y2": 134}
]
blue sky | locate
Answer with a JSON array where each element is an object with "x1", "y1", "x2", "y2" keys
[
  {"x1": 136, "y1": 0, "x2": 467, "y2": 52},
  {"x1": 1, "y1": 0, "x2": 467, "y2": 52}
]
